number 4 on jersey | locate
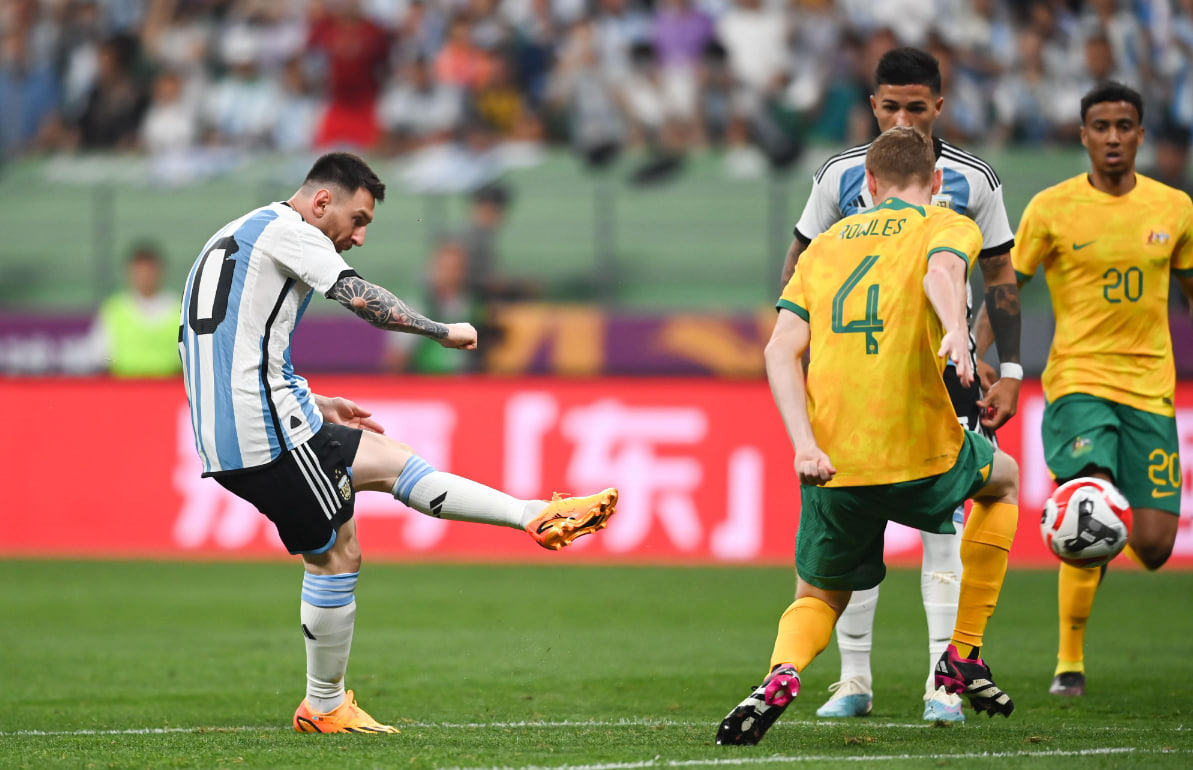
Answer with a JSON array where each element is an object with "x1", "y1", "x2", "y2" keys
[{"x1": 832, "y1": 255, "x2": 883, "y2": 354}]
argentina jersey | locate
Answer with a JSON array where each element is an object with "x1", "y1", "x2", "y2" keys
[
  {"x1": 792, "y1": 136, "x2": 1014, "y2": 372},
  {"x1": 179, "y1": 202, "x2": 354, "y2": 475},
  {"x1": 793, "y1": 136, "x2": 1014, "y2": 258}
]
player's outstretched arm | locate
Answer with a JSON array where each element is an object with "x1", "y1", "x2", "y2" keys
[
  {"x1": 765, "y1": 309, "x2": 836, "y2": 486},
  {"x1": 974, "y1": 250, "x2": 1022, "y2": 429},
  {"x1": 925, "y1": 251, "x2": 973, "y2": 388},
  {"x1": 328, "y1": 274, "x2": 477, "y2": 349}
]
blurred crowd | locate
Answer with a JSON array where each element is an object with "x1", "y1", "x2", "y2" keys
[{"x1": 4, "y1": 0, "x2": 1193, "y2": 180}]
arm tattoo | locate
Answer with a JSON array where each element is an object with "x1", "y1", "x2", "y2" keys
[
  {"x1": 979, "y1": 253, "x2": 1021, "y2": 364},
  {"x1": 328, "y1": 275, "x2": 448, "y2": 340}
]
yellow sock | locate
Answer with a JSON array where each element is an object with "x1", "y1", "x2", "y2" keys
[
  {"x1": 952, "y1": 501, "x2": 1017, "y2": 651},
  {"x1": 1057, "y1": 562, "x2": 1102, "y2": 674},
  {"x1": 769, "y1": 596, "x2": 839, "y2": 673}
]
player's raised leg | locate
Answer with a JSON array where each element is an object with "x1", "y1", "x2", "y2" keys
[
  {"x1": 351, "y1": 431, "x2": 618, "y2": 550},
  {"x1": 935, "y1": 449, "x2": 1018, "y2": 717},
  {"x1": 920, "y1": 524, "x2": 965, "y2": 721}
]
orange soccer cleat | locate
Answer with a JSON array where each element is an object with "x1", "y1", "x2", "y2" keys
[
  {"x1": 293, "y1": 690, "x2": 400, "y2": 734},
  {"x1": 526, "y1": 488, "x2": 618, "y2": 550}
]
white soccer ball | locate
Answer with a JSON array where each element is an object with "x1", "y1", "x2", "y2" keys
[{"x1": 1041, "y1": 477, "x2": 1133, "y2": 568}]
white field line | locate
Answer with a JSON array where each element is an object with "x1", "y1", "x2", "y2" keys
[
  {"x1": 0, "y1": 718, "x2": 1186, "y2": 737},
  {"x1": 443, "y1": 749, "x2": 1191, "y2": 770}
]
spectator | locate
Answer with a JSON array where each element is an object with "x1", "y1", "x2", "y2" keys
[
  {"x1": 470, "y1": 54, "x2": 545, "y2": 144},
  {"x1": 0, "y1": 22, "x2": 60, "y2": 159},
  {"x1": 273, "y1": 56, "x2": 323, "y2": 153},
  {"x1": 203, "y1": 30, "x2": 281, "y2": 150},
  {"x1": 68, "y1": 33, "x2": 148, "y2": 151},
  {"x1": 307, "y1": 0, "x2": 392, "y2": 149},
  {"x1": 435, "y1": 12, "x2": 496, "y2": 91},
  {"x1": 651, "y1": 0, "x2": 713, "y2": 141},
  {"x1": 377, "y1": 55, "x2": 465, "y2": 155},
  {"x1": 84, "y1": 242, "x2": 182, "y2": 378},
  {"x1": 461, "y1": 182, "x2": 535, "y2": 303},
  {"x1": 380, "y1": 238, "x2": 482, "y2": 375},
  {"x1": 1143, "y1": 120, "x2": 1193, "y2": 198},
  {"x1": 504, "y1": 0, "x2": 563, "y2": 108},
  {"x1": 140, "y1": 67, "x2": 199, "y2": 155},
  {"x1": 592, "y1": 0, "x2": 651, "y2": 81},
  {"x1": 546, "y1": 17, "x2": 627, "y2": 168},
  {"x1": 992, "y1": 27, "x2": 1069, "y2": 144}
]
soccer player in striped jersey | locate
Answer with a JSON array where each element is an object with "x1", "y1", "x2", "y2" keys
[
  {"x1": 178, "y1": 153, "x2": 618, "y2": 733},
  {"x1": 716, "y1": 127, "x2": 1019, "y2": 746},
  {"x1": 779, "y1": 47, "x2": 1022, "y2": 723},
  {"x1": 995, "y1": 82, "x2": 1193, "y2": 697}
]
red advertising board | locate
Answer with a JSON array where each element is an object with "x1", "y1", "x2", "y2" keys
[{"x1": 2, "y1": 377, "x2": 1191, "y2": 566}]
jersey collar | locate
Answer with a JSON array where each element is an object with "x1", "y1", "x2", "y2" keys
[{"x1": 867, "y1": 197, "x2": 926, "y2": 216}]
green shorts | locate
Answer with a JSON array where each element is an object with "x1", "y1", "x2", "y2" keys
[
  {"x1": 796, "y1": 431, "x2": 995, "y2": 592},
  {"x1": 1042, "y1": 393, "x2": 1182, "y2": 515}
]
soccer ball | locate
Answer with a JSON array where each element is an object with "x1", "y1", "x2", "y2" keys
[{"x1": 1040, "y1": 477, "x2": 1132, "y2": 568}]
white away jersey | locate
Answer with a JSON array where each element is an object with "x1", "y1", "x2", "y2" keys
[
  {"x1": 179, "y1": 202, "x2": 353, "y2": 475},
  {"x1": 793, "y1": 136, "x2": 1014, "y2": 257}
]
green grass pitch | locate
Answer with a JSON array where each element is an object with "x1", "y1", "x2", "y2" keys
[{"x1": 1, "y1": 561, "x2": 1190, "y2": 768}]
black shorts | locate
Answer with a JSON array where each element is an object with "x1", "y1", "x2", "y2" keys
[
  {"x1": 943, "y1": 364, "x2": 996, "y2": 443},
  {"x1": 214, "y1": 422, "x2": 363, "y2": 555}
]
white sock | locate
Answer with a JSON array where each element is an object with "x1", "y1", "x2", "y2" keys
[
  {"x1": 301, "y1": 572, "x2": 358, "y2": 713},
  {"x1": 921, "y1": 523, "x2": 963, "y2": 693},
  {"x1": 392, "y1": 455, "x2": 545, "y2": 530},
  {"x1": 835, "y1": 585, "x2": 878, "y2": 687}
]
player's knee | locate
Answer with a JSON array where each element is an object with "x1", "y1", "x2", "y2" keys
[
  {"x1": 1129, "y1": 540, "x2": 1171, "y2": 571},
  {"x1": 977, "y1": 450, "x2": 1018, "y2": 503}
]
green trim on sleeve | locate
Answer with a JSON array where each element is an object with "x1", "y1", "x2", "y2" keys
[
  {"x1": 925, "y1": 246, "x2": 970, "y2": 264},
  {"x1": 1014, "y1": 269, "x2": 1034, "y2": 284},
  {"x1": 777, "y1": 299, "x2": 810, "y2": 321},
  {"x1": 1174, "y1": 266, "x2": 1193, "y2": 278}
]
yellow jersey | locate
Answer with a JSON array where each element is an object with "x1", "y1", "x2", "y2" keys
[
  {"x1": 779, "y1": 198, "x2": 984, "y2": 486},
  {"x1": 1013, "y1": 173, "x2": 1193, "y2": 416}
]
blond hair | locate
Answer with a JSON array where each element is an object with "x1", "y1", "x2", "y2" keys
[{"x1": 865, "y1": 126, "x2": 935, "y2": 187}]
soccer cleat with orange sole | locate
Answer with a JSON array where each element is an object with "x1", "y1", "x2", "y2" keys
[
  {"x1": 526, "y1": 488, "x2": 618, "y2": 550},
  {"x1": 293, "y1": 690, "x2": 400, "y2": 734}
]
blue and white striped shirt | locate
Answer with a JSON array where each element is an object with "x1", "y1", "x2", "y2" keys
[{"x1": 179, "y1": 202, "x2": 352, "y2": 475}]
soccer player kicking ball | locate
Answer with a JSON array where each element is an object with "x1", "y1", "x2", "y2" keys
[
  {"x1": 717, "y1": 127, "x2": 1018, "y2": 746},
  {"x1": 987, "y1": 81, "x2": 1193, "y2": 697},
  {"x1": 782, "y1": 47, "x2": 1021, "y2": 723},
  {"x1": 178, "y1": 152, "x2": 618, "y2": 734}
]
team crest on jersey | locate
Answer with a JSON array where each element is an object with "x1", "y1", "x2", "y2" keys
[
  {"x1": 1146, "y1": 230, "x2": 1170, "y2": 245},
  {"x1": 1071, "y1": 436, "x2": 1093, "y2": 458},
  {"x1": 334, "y1": 469, "x2": 352, "y2": 501},
  {"x1": 931, "y1": 193, "x2": 954, "y2": 210}
]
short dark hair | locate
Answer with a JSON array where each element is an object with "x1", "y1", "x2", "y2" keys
[
  {"x1": 875, "y1": 47, "x2": 942, "y2": 95},
  {"x1": 1080, "y1": 81, "x2": 1144, "y2": 124},
  {"x1": 472, "y1": 182, "x2": 510, "y2": 208},
  {"x1": 303, "y1": 152, "x2": 386, "y2": 202},
  {"x1": 127, "y1": 241, "x2": 163, "y2": 264}
]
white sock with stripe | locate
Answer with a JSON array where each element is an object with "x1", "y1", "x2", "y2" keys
[
  {"x1": 921, "y1": 523, "x2": 963, "y2": 693},
  {"x1": 391, "y1": 455, "x2": 546, "y2": 529},
  {"x1": 301, "y1": 572, "x2": 358, "y2": 714},
  {"x1": 835, "y1": 586, "x2": 877, "y2": 687}
]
